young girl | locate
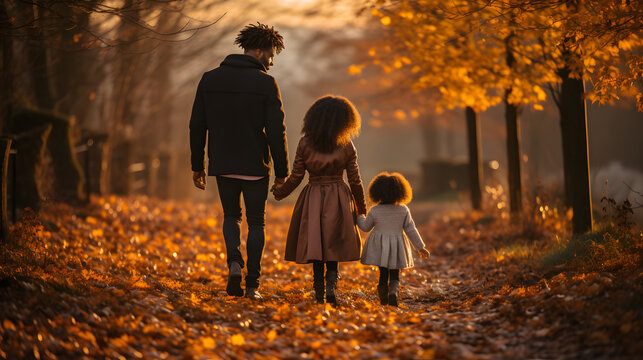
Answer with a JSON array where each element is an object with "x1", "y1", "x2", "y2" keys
[
  {"x1": 357, "y1": 172, "x2": 430, "y2": 307},
  {"x1": 272, "y1": 95, "x2": 367, "y2": 305}
]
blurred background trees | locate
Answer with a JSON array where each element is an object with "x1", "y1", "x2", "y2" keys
[
  {"x1": 0, "y1": 0, "x2": 239, "y2": 211},
  {"x1": 0, "y1": 0, "x2": 641, "y2": 234}
]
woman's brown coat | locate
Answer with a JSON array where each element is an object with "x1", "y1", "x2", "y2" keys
[{"x1": 273, "y1": 136, "x2": 367, "y2": 264}]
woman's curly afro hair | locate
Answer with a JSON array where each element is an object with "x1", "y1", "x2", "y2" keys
[
  {"x1": 368, "y1": 172, "x2": 413, "y2": 205},
  {"x1": 234, "y1": 22, "x2": 284, "y2": 53}
]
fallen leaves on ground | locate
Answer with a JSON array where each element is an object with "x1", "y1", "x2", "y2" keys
[{"x1": 0, "y1": 196, "x2": 641, "y2": 359}]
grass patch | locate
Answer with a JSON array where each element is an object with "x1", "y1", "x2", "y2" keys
[
  {"x1": 494, "y1": 242, "x2": 535, "y2": 260},
  {"x1": 541, "y1": 224, "x2": 641, "y2": 273}
]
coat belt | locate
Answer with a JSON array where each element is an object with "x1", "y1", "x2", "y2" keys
[{"x1": 308, "y1": 175, "x2": 343, "y2": 184}]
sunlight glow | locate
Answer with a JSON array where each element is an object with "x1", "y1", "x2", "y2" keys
[{"x1": 279, "y1": 0, "x2": 316, "y2": 3}]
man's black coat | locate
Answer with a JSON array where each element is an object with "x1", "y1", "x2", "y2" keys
[{"x1": 189, "y1": 54, "x2": 289, "y2": 178}]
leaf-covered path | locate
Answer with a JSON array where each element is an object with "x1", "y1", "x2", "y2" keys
[{"x1": 1, "y1": 196, "x2": 640, "y2": 359}]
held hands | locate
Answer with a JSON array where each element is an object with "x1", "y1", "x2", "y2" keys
[
  {"x1": 271, "y1": 177, "x2": 287, "y2": 200},
  {"x1": 272, "y1": 177, "x2": 286, "y2": 189},
  {"x1": 418, "y1": 247, "x2": 431, "y2": 259},
  {"x1": 193, "y1": 171, "x2": 206, "y2": 190}
]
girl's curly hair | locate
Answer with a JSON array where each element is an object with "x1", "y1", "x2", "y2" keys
[
  {"x1": 368, "y1": 172, "x2": 413, "y2": 205},
  {"x1": 234, "y1": 22, "x2": 284, "y2": 53},
  {"x1": 302, "y1": 95, "x2": 361, "y2": 153}
]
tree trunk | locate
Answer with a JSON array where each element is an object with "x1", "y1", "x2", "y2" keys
[
  {"x1": 504, "y1": 34, "x2": 523, "y2": 215},
  {"x1": 113, "y1": 0, "x2": 147, "y2": 139},
  {"x1": 109, "y1": 0, "x2": 140, "y2": 194},
  {"x1": 558, "y1": 64, "x2": 593, "y2": 234},
  {"x1": 145, "y1": 11, "x2": 179, "y2": 152},
  {"x1": 26, "y1": 6, "x2": 54, "y2": 110},
  {"x1": 1, "y1": 0, "x2": 13, "y2": 131},
  {"x1": 50, "y1": 2, "x2": 94, "y2": 121},
  {"x1": 505, "y1": 94, "x2": 522, "y2": 214},
  {"x1": 466, "y1": 106, "x2": 483, "y2": 210},
  {"x1": 560, "y1": 110, "x2": 574, "y2": 208}
]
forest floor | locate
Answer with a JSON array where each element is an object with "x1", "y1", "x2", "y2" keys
[{"x1": 0, "y1": 195, "x2": 641, "y2": 359}]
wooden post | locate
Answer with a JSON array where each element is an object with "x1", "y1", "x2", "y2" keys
[
  {"x1": 11, "y1": 146, "x2": 16, "y2": 223},
  {"x1": 110, "y1": 140, "x2": 133, "y2": 196},
  {"x1": 85, "y1": 139, "x2": 92, "y2": 202},
  {"x1": 466, "y1": 107, "x2": 483, "y2": 211},
  {"x1": 0, "y1": 137, "x2": 11, "y2": 241},
  {"x1": 157, "y1": 151, "x2": 174, "y2": 200},
  {"x1": 82, "y1": 132, "x2": 109, "y2": 196},
  {"x1": 145, "y1": 152, "x2": 159, "y2": 197}
]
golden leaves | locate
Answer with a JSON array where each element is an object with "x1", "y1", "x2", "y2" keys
[
  {"x1": 3, "y1": 319, "x2": 16, "y2": 331},
  {"x1": 2, "y1": 194, "x2": 641, "y2": 358},
  {"x1": 201, "y1": 337, "x2": 216, "y2": 349},
  {"x1": 348, "y1": 64, "x2": 364, "y2": 75},
  {"x1": 230, "y1": 334, "x2": 245, "y2": 346},
  {"x1": 394, "y1": 109, "x2": 407, "y2": 121},
  {"x1": 533, "y1": 85, "x2": 546, "y2": 101}
]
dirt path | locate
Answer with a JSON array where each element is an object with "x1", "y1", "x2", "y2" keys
[{"x1": 0, "y1": 197, "x2": 640, "y2": 359}]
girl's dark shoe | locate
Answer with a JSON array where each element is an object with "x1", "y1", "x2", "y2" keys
[
  {"x1": 377, "y1": 284, "x2": 389, "y2": 305},
  {"x1": 388, "y1": 279, "x2": 400, "y2": 307},
  {"x1": 325, "y1": 270, "x2": 338, "y2": 305}
]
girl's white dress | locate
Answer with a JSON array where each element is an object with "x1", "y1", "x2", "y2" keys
[{"x1": 356, "y1": 204, "x2": 425, "y2": 269}]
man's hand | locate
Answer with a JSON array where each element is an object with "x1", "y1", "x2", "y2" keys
[
  {"x1": 274, "y1": 177, "x2": 286, "y2": 185},
  {"x1": 193, "y1": 170, "x2": 206, "y2": 190},
  {"x1": 271, "y1": 177, "x2": 286, "y2": 192},
  {"x1": 418, "y1": 248, "x2": 430, "y2": 259}
]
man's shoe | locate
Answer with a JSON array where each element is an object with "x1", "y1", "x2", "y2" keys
[
  {"x1": 245, "y1": 287, "x2": 262, "y2": 300},
  {"x1": 226, "y1": 262, "x2": 243, "y2": 297}
]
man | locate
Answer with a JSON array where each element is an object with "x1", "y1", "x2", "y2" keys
[{"x1": 189, "y1": 23, "x2": 288, "y2": 300}]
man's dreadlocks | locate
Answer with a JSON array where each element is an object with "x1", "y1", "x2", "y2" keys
[{"x1": 234, "y1": 22, "x2": 285, "y2": 54}]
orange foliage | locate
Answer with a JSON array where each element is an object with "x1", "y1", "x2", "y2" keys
[{"x1": 364, "y1": 0, "x2": 643, "y2": 115}]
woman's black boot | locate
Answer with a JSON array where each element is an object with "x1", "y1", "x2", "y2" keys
[
  {"x1": 313, "y1": 262, "x2": 325, "y2": 303},
  {"x1": 325, "y1": 270, "x2": 338, "y2": 305}
]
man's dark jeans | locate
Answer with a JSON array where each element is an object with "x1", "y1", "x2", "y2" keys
[{"x1": 215, "y1": 176, "x2": 269, "y2": 289}]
